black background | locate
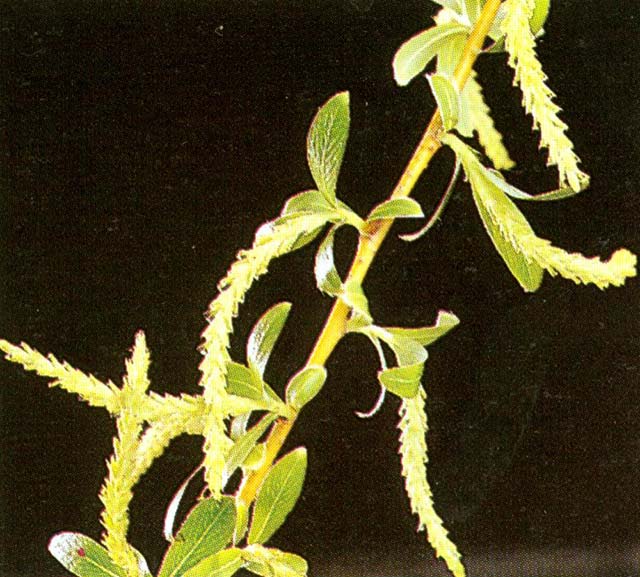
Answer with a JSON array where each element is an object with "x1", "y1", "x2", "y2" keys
[{"x1": 2, "y1": 1, "x2": 640, "y2": 576}]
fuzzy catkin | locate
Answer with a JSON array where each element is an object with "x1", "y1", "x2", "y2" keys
[
  {"x1": 398, "y1": 387, "x2": 465, "y2": 577},
  {"x1": 502, "y1": 0, "x2": 588, "y2": 191},
  {"x1": 198, "y1": 216, "x2": 327, "y2": 497}
]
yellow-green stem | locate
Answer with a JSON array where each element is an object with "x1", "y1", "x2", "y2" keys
[{"x1": 239, "y1": 0, "x2": 502, "y2": 506}]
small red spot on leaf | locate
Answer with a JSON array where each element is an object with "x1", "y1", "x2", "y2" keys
[{"x1": 77, "y1": 548, "x2": 86, "y2": 557}]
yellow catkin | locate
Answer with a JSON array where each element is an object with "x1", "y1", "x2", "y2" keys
[
  {"x1": 465, "y1": 72, "x2": 515, "y2": 170},
  {"x1": 502, "y1": 0, "x2": 588, "y2": 191},
  {"x1": 398, "y1": 387, "x2": 466, "y2": 577},
  {"x1": 100, "y1": 411, "x2": 142, "y2": 577},
  {"x1": 0, "y1": 340, "x2": 119, "y2": 412},
  {"x1": 198, "y1": 216, "x2": 326, "y2": 497},
  {"x1": 445, "y1": 132, "x2": 638, "y2": 290},
  {"x1": 100, "y1": 333, "x2": 151, "y2": 577}
]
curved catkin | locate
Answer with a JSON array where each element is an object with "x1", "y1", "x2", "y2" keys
[
  {"x1": 502, "y1": 0, "x2": 589, "y2": 192},
  {"x1": 198, "y1": 216, "x2": 327, "y2": 497},
  {"x1": 100, "y1": 411, "x2": 142, "y2": 577},
  {"x1": 100, "y1": 334, "x2": 150, "y2": 577},
  {"x1": 398, "y1": 387, "x2": 465, "y2": 577}
]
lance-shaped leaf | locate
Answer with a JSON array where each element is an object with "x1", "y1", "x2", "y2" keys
[
  {"x1": 234, "y1": 498, "x2": 250, "y2": 545},
  {"x1": 314, "y1": 227, "x2": 343, "y2": 296},
  {"x1": 385, "y1": 311, "x2": 460, "y2": 347},
  {"x1": 49, "y1": 532, "x2": 127, "y2": 577},
  {"x1": 157, "y1": 497, "x2": 236, "y2": 577},
  {"x1": 436, "y1": 32, "x2": 467, "y2": 80},
  {"x1": 282, "y1": 190, "x2": 364, "y2": 232},
  {"x1": 461, "y1": 0, "x2": 482, "y2": 25},
  {"x1": 306, "y1": 92, "x2": 350, "y2": 204},
  {"x1": 428, "y1": 73, "x2": 460, "y2": 131},
  {"x1": 341, "y1": 278, "x2": 372, "y2": 324},
  {"x1": 242, "y1": 545, "x2": 308, "y2": 577},
  {"x1": 247, "y1": 303, "x2": 292, "y2": 378},
  {"x1": 182, "y1": 549, "x2": 244, "y2": 577},
  {"x1": 366, "y1": 198, "x2": 424, "y2": 222},
  {"x1": 393, "y1": 23, "x2": 468, "y2": 86},
  {"x1": 281, "y1": 190, "x2": 336, "y2": 217},
  {"x1": 285, "y1": 365, "x2": 327, "y2": 410},
  {"x1": 379, "y1": 363, "x2": 424, "y2": 399},
  {"x1": 164, "y1": 466, "x2": 203, "y2": 542},
  {"x1": 226, "y1": 362, "x2": 263, "y2": 400},
  {"x1": 444, "y1": 133, "x2": 543, "y2": 291},
  {"x1": 224, "y1": 414, "x2": 277, "y2": 485},
  {"x1": 248, "y1": 448, "x2": 307, "y2": 545},
  {"x1": 530, "y1": 0, "x2": 551, "y2": 35},
  {"x1": 361, "y1": 325, "x2": 428, "y2": 367},
  {"x1": 444, "y1": 133, "x2": 637, "y2": 290}
]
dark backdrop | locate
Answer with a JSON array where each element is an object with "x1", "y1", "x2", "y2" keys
[{"x1": 2, "y1": 2, "x2": 639, "y2": 576}]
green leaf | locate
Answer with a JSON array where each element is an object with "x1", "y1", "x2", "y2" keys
[
  {"x1": 461, "y1": 0, "x2": 482, "y2": 24},
  {"x1": 436, "y1": 33, "x2": 467, "y2": 77},
  {"x1": 473, "y1": 170, "x2": 545, "y2": 291},
  {"x1": 281, "y1": 190, "x2": 364, "y2": 232},
  {"x1": 314, "y1": 227, "x2": 343, "y2": 296},
  {"x1": 255, "y1": 214, "x2": 328, "y2": 253},
  {"x1": 248, "y1": 448, "x2": 307, "y2": 545},
  {"x1": 158, "y1": 497, "x2": 236, "y2": 577},
  {"x1": 285, "y1": 365, "x2": 327, "y2": 410},
  {"x1": 226, "y1": 362, "x2": 263, "y2": 400},
  {"x1": 378, "y1": 363, "x2": 424, "y2": 398},
  {"x1": 164, "y1": 466, "x2": 203, "y2": 542},
  {"x1": 247, "y1": 302, "x2": 292, "y2": 378},
  {"x1": 306, "y1": 92, "x2": 350, "y2": 203},
  {"x1": 530, "y1": 0, "x2": 551, "y2": 35},
  {"x1": 385, "y1": 310, "x2": 460, "y2": 347},
  {"x1": 427, "y1": 73, "x2": 460, "y2": 131},
  {"x1": 341, "y1": 278, "x2": 372, "y2": 324},
  {"x1": 366, "y1": 198, "x2": 424, "y2": 221},
  {"x1": 361, "y1": 325, "x2": 427, "y2": 366},
  {"x1": 281, "y1": 190, "x2": 335, "y2": 216},
  {"x1": 182, "y1": 549, "x2": 244, "y2": 577},
  {"x1": 224, "y1": 414, "x2": 277, "y2": 485},
  {"x1": 48, "y1": 532, "x2": 126, "y2": 577},
  {"x1": 393, "y1": 23, "x2": 468, "y2": 87},
  {"x1": 242, "y1": 545, "x2": 308, "y2": 577},
  {"x1": 233, "y1": 499, "x2": 250, "y2": 545},
  {"x1": 443, "y1": 134, "x2": 544, "y2": 291},
  {"x1": 243, "y1": 443, "x2": 268, "y2": 470}
]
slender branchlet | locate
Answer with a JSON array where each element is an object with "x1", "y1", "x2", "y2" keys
[{"x1": 4, "y1": 3, "x2": 636, "y2": 577}]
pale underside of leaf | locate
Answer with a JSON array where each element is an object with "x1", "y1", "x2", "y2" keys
[
  {"x1": 444, "y1": 133, "x2": 637, "y2": 290},
  {"x1": 393, "y1": 23, "x2": 469, "y2": 86}
]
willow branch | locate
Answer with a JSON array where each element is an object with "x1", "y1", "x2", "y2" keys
[{"x1": 239, "y1": 0, "x2": 503, "y2": 506}]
